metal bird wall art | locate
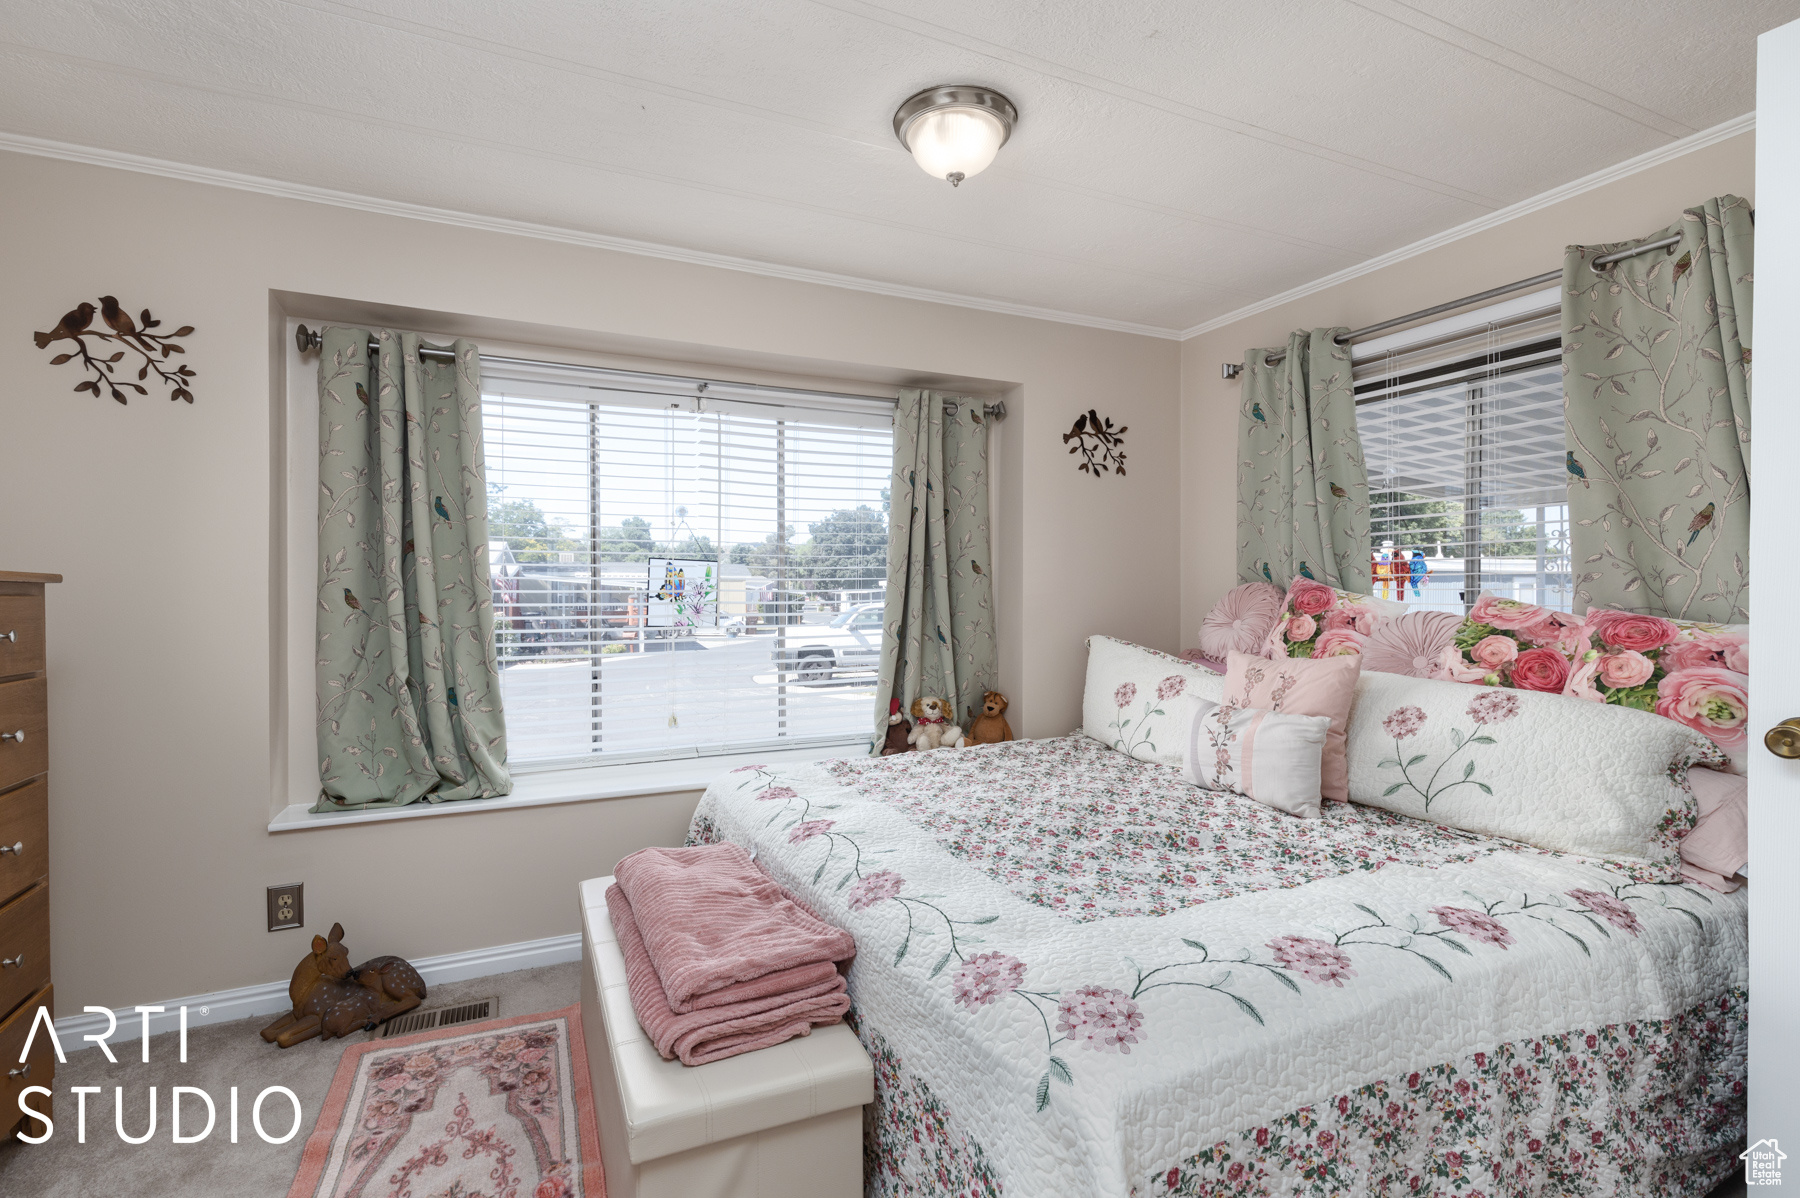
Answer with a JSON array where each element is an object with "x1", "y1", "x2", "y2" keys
[
  {"x1": 33, "y1": 295, "x2": 197, "y2": 404},
  {"x1": 1061, "y1": 409, "x2": 1129, "y2": 478}
]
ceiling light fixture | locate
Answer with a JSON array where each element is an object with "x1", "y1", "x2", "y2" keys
[{"x1": 893, "y1": 85, "x2": 1017, "y2": 187}]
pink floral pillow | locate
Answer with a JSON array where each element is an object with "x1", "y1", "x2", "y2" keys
[
  {"x1": 1431, "y1": 593, "x2": 1750, "y2": 772},
  {"x1": 1198, "y1": 582, "x2": 1286, "y2": 660},
  {"x1": 1267, "y1": 576, "x2": 1409, "y2": 660}
]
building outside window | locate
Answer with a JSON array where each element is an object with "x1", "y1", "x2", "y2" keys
[{"x1": 481, "y1": 362, "x2": 893, "y2": 767}]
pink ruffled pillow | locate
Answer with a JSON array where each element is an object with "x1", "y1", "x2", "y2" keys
[
  {"x1": 1361, "y1": 610, "x2": 1462, "y2": 678},
  {"x1": 1199, "y1": 582, "x2": 1286, "y2": 660}
]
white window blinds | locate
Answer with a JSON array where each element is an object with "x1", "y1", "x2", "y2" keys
[
  {"x1": 481, "y1": 362, "x2": 894, "y2": 768},
  {"x1": 1354, "y1": 293, "x2": 1571, "y2": 614}
]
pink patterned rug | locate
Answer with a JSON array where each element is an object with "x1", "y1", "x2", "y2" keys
[{"x1": 287, "y1": 1005, "x2": 605, "y2": 1198}]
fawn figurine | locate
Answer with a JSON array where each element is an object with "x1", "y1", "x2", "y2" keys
[{"x1": 260, "y1": 923, "x2": 427, "y2": 1048}]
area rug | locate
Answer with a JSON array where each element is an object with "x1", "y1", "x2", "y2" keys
[{"x1": 287, "y1": 1004, "x2": 605, "y2": 1198}]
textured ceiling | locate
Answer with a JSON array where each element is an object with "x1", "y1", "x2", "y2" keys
[{"x1": 0, "y1": 0, "x2": 1787, "y2": 335}]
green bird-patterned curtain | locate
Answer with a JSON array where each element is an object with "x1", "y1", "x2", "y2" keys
[
  {"x1": 875, "y1": 390, "x2": 997, "y2": 745},
  {"x1": 313, "y1": 327, "x2": 511, "y2": 811},
  {"x1": 1235, "y1": 328, "x2": 1371, "y2": 593},
  {"x1": 1563, "y1": 195, "x2": 1753, "y2": 622}
]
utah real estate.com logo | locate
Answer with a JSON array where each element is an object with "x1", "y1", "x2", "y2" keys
[{"x1": 1744, "y1": 1139, "x2": 1787, "y2": 1186}]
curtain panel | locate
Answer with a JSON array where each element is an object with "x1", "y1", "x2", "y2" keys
[
  {"x1": 1563, "y1": 194, "x2": 1753, "y2": 622},
  {"x1": 875, "y1": 390, "x2": 998, "y2": 743},
  {"x1": 1235, "y1": 328, "x2": 1371, "y2": 592},
  {"x1": 314, "y1": 327, "x2": 510, "y2": 811}
]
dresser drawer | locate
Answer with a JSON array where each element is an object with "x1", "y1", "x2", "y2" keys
[
  {"x1": 0, "y1": 779, "x2": 47, "y2": 906},
  {"x1": 0, "y1": 983, "x2": 53, "y2": 1141},
  {"x1": 0, "y1": 679, "x2": 47, "y2": 792},
  {"x1": 0, "y1": 884, "x2": 49, "y2": 1023},
  {"x1": 0, "y1": 594, "x2": 44, "y2": 680}
]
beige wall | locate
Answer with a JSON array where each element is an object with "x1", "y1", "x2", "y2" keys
[
  {"x1": 1178, "y1": 130, "x2": 1757, "y2": 643},
  {"x1": 0, "y1": 150, "x2": 1180, "y2": 1012}
]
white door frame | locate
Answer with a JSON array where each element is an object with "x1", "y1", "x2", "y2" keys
[{"x1": 1751, "y1": 16, "x2": 1800, "y2": 1146}]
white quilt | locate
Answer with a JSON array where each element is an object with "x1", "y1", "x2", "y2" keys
[{"x1": 687, "y1": 736, "x2": 1747, "y2": 1198}]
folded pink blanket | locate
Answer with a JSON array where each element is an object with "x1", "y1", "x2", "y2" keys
[
  {"x1": 606, "y1": 883, "x2": 850, "y2": 1065},
  {"x1": 614, "y1": 843, "x2": 856, "y2": 1013}
]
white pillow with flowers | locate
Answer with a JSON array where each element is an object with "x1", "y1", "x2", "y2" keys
[
  {"x1": 1081, "y1": 636, "x2": 1225, "y2": 768},
  {"x1": 1345, "y1": 669, "x2": 1720, "y2": 882}
]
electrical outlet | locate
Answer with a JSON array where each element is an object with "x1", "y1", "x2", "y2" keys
[{"x1": 267, "y1": 883, "x2": 303, "y2": 932}]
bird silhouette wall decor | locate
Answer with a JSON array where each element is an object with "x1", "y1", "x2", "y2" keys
[
  {"x1": 32, "y1": 296, "x2": 196, "y2": 403},
  {"x1": 1061, "y1": 409, "x2": 1128, "y2": 477}
]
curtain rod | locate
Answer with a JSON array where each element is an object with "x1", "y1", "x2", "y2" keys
[
  {"x1": 1220, "y1": 233, "x2": 1683, "y2": 380},
  {"x1": 294, "y1": 325, "x2": 1004, "y2": 419}
]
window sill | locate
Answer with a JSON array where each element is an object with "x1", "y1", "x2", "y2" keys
[{"x1": 267, "y1": 743, "x2": 863, "y2": 833}]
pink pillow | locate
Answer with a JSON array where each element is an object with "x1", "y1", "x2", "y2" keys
[
  {"x1": 1199, "y1": 582, "x2": 1286, "y2": 660},
  {"x1": 1223, "y1": 650, "x2": 1362, "y2": 802},
  {"x1": 1680, "y1": 767, "x2": 1747, "y2": 891},
  {"x1": 1180, "y1": 649, "x2": 1226, "y2": 674},
  {"x1": 1361, "y1": 610, "x2": 1461, "y2": 678}
]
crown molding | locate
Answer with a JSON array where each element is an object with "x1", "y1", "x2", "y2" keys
[
  {"x1": 1177, "y1": 110, "x2": 1757, "y2": 340},
  {"x1": 0, "y1": 130, "x2": 1185, "y2": 341},
  {"x1": 0, "y1": 111, "x2": 1757, "y2": 347}
]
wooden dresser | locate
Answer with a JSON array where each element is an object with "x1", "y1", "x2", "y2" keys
[{"x1": 0, "y1": 570, "x2": 57, "y2": 1141}]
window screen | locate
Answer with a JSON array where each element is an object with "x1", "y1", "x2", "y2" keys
[
  {"x1": 481, "y1": 363, "x2": 894, "y2": 767},
  {"x1": 1356, "y1": 301, "x2": 1571, "y2": 614}
]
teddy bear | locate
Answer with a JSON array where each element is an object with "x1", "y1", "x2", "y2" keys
[
  {"x1": 906, "y1": 696, "x2": 965, "y2": 750},
  {"x1": 964, "y1": 691, "x2": 1014, "y2": 746},
  {"x1": 880, "y1": 696, "x2": 914, "y2": 756}
]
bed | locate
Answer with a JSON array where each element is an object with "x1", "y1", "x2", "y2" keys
[{"x1": 686, "y1": 731, "x2": 1746, "y2": 1198}]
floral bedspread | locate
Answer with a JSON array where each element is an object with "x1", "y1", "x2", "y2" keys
[{"x1": 686, "y1": 735, "x2": 1747, "y2": 1198}]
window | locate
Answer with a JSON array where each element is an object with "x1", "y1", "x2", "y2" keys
[
  {"x1": 1356, "y1": 294, "x2": 1571, "y2": 614},
  {"x1": 481, "y1": 361, "x2": 894, "y2": 768}
]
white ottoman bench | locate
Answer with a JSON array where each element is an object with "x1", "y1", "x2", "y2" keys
[{"x1": 577, "y1": 877, "x2": 873, "y2": 1198}]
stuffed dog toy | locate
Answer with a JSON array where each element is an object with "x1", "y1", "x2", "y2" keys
[
  {"x1": 965, "y1": 691, "x2": 1014, "y2": 745},
  {"x1": 907, "y1": 696, "x2": 965, "y2": 750}
]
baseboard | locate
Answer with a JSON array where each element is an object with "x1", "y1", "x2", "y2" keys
[{"x1": 51, "y1": 932, "x2": 583, "y2": 1046}]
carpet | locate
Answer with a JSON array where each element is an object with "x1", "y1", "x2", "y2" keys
[{"x1": 287, "y1": 1004, "x2": 605, "y2": 1198}]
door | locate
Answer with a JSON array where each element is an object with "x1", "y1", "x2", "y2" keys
[{"x1": 1752, "y1": 16, "x2": 1800, "y2": 1148}]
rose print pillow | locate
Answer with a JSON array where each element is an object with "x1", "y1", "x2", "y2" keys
[
  {"x1": 1587, "y1": 609, "x2": 1750, "y2": 774},
  {"x1": 1081, "y1": 636, "x2": 1226, "y2": 768},
  {"x1": 1268, "y1": 576, "x2": 1409, "y2": 660},
  {"x1": 1431, "y1": 594, "x2": 1751, "y2": 773},
  {"x1": 1184, "y1": 698, "x2": 1331, "y2": 819},
  {"x1": 1344, "y1": 670, "x2": 1719, "y2": 882}
]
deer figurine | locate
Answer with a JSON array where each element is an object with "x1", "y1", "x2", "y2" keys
[{"x1": 260, "y1": 923, "x2": 427, "y2": 1048}]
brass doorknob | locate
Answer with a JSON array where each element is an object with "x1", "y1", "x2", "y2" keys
[{"x1": 1767, "y1": 719, "x2": 1800, "y2": 759}]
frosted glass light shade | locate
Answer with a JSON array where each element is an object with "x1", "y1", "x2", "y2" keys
[
  {"x1": 893, "y1": 86, "x2": 1016, "y2": 187},
  {"x1": 904, "y1": 106, "x2": 1007, "y2": 185}
]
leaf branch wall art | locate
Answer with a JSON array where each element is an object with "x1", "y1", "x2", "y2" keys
[
  {"x1": 1062, "y1": 409, "x2": 1127, "y2": 478},
  {"x1": 33, "y1": 297, "x2": 196, "y2": 403}
]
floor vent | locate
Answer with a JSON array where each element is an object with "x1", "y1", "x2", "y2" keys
[{"x1": 376, "y1": 996, "x2": 497, "y2": 1039}]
